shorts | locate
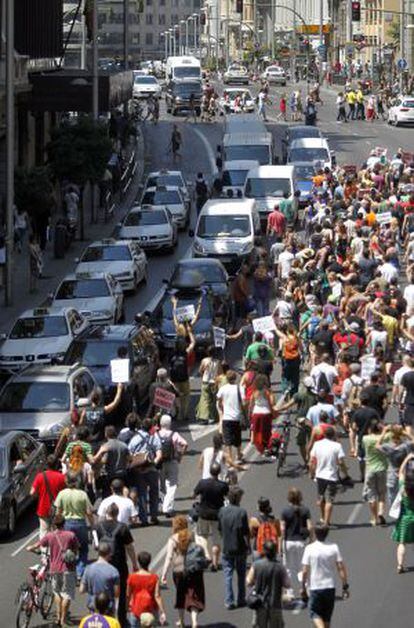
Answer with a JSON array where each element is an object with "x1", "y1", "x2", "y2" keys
[
  {"x1": 253, "y1": 607, "x2": 285, "y2": 627},
  {"x1": 296, "y1": 423, "x2": 311, "y2": 448},
  {"x1": 362, "y1": 469, "x2": 387, "y2": 503},
  {"x1": 196, "y1": 518, "x2": 221, "y2": 546},
  {"x1": 222, "y1": 420, "x2": 242, "y2": 448},
  {"x1": 51, "y1": 572, "x2": 76, "y2": 600},
  {"x1": 316, "y1": 479, "x2": 338, "y2": 502},
  {"x1": 403, "y1": 404, "x2": 414, "y2": 428},
  {"x1": 309, "y1": 588, "x2": 336, "y2": 622}
]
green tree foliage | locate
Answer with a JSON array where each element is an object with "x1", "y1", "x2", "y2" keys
[
  {"x1": 14, "y1": 166, "x2": 55, "y2": 218},
  {"x1": 387, "y1": 18, "x2": 400, "y2": 48},
  {"x1": 47, "y1": 116, "x2": 112, "y2": 186}
]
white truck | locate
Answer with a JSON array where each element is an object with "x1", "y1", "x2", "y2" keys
[{"x1": 166, "y1": 56, "x2": 201, "y2": 82}]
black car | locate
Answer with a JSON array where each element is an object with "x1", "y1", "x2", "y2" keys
[
  {"x1": 63, "y1": 325, "x2": 159, "y2": 415},
  {"x1": 168, "y1": 258, "x2": 232, "y2": 327},
  {"x1": 282, "y1": 125, "x2": 324, "y2": 162},
  {"x1": 0, "y1": 431, "x2": 46, "y2": 536},
  {"x1": 165, "y1": 80, "x2": 203, "y2": 116}
]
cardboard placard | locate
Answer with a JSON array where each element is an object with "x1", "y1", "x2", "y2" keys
[
  {"x1": 153, "y1": 387, "x2": 176, "y2": 411},
  {"x1": 376, "y1": 212, "x2": 392, "y2": 225},
  {"x1": 175, "y1": 304, "x2": 195, "y2": 322},
  {"x1": 213, "y1": 326, "x2": 226, "y2": 348},
  {"x1": 360, "y1": 355, "x2": 377, "y2": 381},
  {"x1": 332, "y1": 283, "x2": 342, "y2": 300},
  {"x1": 110, "y1": 358, "x2": 130, "y2": 384},
  {"x1": 252, "y1": 315, "x2": 276, "y2": 334}
]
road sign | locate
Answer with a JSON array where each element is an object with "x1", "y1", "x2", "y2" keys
[{"x1": 398, "y1": 58, "x2": 408, "y2": 71}]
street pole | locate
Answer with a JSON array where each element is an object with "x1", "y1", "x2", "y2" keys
[
  {"x1": 81, "y1": 9, "x2": 86, "y2": 69},
  {"x1": 185, "y1": 19, "x2": 189, "y2": 55},
  {"x1": 319, "y1": 0, "x2": 324, "y2": 83},
  {"x1": 193, "y1": 15, "x2": 198, "y2": 56},
  {"x1": 400, "y1": 0, "x2": 406, "y2": 90},
  {"x1": 123, "y1": 0, "x2": 129, "y2": 69},
  {"x1": 291, "y1": 0, "x2": 297, "y2": 81},
  {"x1": 173, "y1": 30, "x2": 176, "y2": 56},
  {"x1": 5, "y1": 0, "x2": 14, "y2": 306},
  {"x1": 178, "y1": 24, "x2": 182, "y2": 55},
  {"x1": 92, "y1": 0, "x2": 98, "y2": 120},
  {"x1": 271, "y1": 0, "x2": 275, "y2": 60},
  {"x1": 164, "y1": 32, "x2": 168, "y2": 60}
]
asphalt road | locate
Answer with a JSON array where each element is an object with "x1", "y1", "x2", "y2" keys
[{"x1": 1, "y1": 86, "x2": 413, "y2": 627}]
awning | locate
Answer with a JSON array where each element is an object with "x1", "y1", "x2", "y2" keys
[{"x1": 29, "y1": 69, "x2": 133, "y2": 112}]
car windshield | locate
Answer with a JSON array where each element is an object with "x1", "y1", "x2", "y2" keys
[
  {"x1": 82, "y1": 245, "x2": 131, "y2": 262},
  {"x1": 174, "y1": 83, "x2": 202, "y2": 96},
  {"x1": 402, "y1": 101, "x2": 414, "y2": 108},
  {"x1": 0, "y1": 382, "x2": 70, "y2": 412},
  {"x1": 0, "y1": 448, "x2": 6, "y2": 478},
  {"x1": 147, "y1": 175, "x2": 183, "y2": 188},
  {"x1": 225, "y1": 145, "x2": 270, "y2": 165},
  {"x1": 289, "y1": 148, "x2": 329, "y2": 162},
  {"x1": 295, "y1": 165, "x2": 316, "y2": 179},
  {"x1": 142, "y1": 190, "x2": 181, "y2": 205},
  {"x1": 228, "y1": 65, "x2": 245, "y2": 73},
  {"x1": 222, "y1": 169, "x2": 249, "y2": 186},
  {"x1": 245, "y1": 177, "x2": 292, "y2": 198},
  {"x1": 10, "y1": 316, "x2": 68, "y2": 339},
  {"x1": 197, "y1": 215, "x2": 251, "y2": 238},
  {"x1": 125, "y1": 211, "x2": 167, "y2": 226},
  {"x1": 172, "y1": 264, "x2": 226, "y2": 284},
  {"x1": 135, "y1": 76, "x2": 157, "y2": 85},
  {"x1": 65, "y1": 340, "x2": 127, "y2": 367},
  {"x1": 174, "y1": 68, "x2": 200, "y2": 79},
  {"x1": 56, "y1": 279, "x2": 110, "y2": 299},
  {"x1": 289, "y1": 128, "x2": 321, "y2": 140},
  {"x1": 162, "y1": 295, "x2": 210, "y2": 318},
  {"x1": 268, "y1": 67, "x2": 283, "y2": 73},
  {"x1": 224, "y1": 91, "x2": 249, "y2": 99}
]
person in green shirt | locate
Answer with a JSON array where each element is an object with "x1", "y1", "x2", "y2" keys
[
  {"x1": 245, "y1": 332, "x2": 274, "y2": 362},
  {"x1": 362, "y1": 422, "x2": 388, "y2": 527},
  {"x1": 279, "y1": 192, "x2": 295, "y2": 225}
]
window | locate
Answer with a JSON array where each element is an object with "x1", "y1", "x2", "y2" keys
[
  {"x1": 145, "y1": 32, "x2": 153, "y2": 45},
  {"x1": 159, "y1": 14, "x2": 166, "y2": 25},
  {"x1": 145, "y1": 14, "x2": 152, "y2": 25},
  {"x1": 17, "y1": 435, "x2": 37, "y2": 461}
]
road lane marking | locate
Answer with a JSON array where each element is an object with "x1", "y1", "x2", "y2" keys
[
  {"x1": 190, "y1": 127, "x2": 218, "y2": 174},
  {"x1": 11, "y1": 530, "x2": 39, "y2": 557},
  {"x1": 346, "y1": 502, "x2": 363, "y2": 525}
]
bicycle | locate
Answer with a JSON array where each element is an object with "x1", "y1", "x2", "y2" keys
[
  {"x1": 15, "y1": 550, "x2": 53, "y2": 628},
  {"x1": 269, "y1": 414, "x2": 293, "y2": 477}
]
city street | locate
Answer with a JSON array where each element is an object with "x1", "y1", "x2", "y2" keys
[{"x1": 1, "y1": 79, "x2": 413, "y2": 628}]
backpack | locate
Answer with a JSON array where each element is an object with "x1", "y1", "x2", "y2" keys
[
  {"x1": 160, "y1": 432, "x2": 175, "y2": 462},
  {"x1": 256, "y1": 520, "x2": 280, "y2": 556},
  {"x1": 343, "y1": 334, "x2": 360, "y2": 360},
  {"x1": 170, "y1": 354, "x2": 188, "y2": 383},
  {"x1": 68, "y1": 443, "x2": 86, "y2": 474},
  {"x1": 97, "y1": 522, "x2": 122, "y2": 558},
  {"x1": 283, "y1": 337, "x2": 299, "y2": 360},
  {"x1": 184, "y1": 542, "x2": 209, "y2": 575},
  {"x1": 347, "y1": 377, "x2": 362, "y2": 409},
  {"x1": 317, "y1": 370, "x2": 331, "y2": 394}
]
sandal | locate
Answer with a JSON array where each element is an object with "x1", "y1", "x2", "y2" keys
[{"x1": 397, "y1": 565, "x2": 405, "y2": 574}]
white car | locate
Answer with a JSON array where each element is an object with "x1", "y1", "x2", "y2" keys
[
  {"x1": 75, "y1": 239, "x2": 148, "y2": 292},
  {"x1": 287, "y1": 138, "x2": 335, "y2": 170},
  {"x1": 52, "y1": 272, "x2": 124, "y2": 326},
  {"x1": 0, "y1": 307, "x2": 88, "y2": 373},
  {"x1": 141, "y1": 185, "x2": 189, "y2": 229},
  {"x1": 220, "y1": 88, "x2": 255, "y2": 113},
  {"x1": 144, "y1": 170, "x2": 191, "y2": 212},
  {"x1": 261, "y1": 65, "x2": 287, "y2": 85},
  {"x1": 223, "y1": 64, "x2": 249, "y2": 85},
  {"x1": 388, "y1": 96, "x2": 414, "y2": 126},
  {"x1": 133, "y1": 75, "x2": 162, "y2": 99},
  {"x1": 118, "y1": 206, "x2": 178, "y2": 252}
]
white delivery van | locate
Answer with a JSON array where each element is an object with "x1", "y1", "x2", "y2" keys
[
  {"x1": 224, "y1": 113, "x2": 267, "y2": 136},
  {"x1": 287, "y1": 137, "x2": 336, "y2": 170},
  {"x1": 222, "y1": 132, "x2": 273, "y2": 165},
  {"x1": 221, "y1": 160, "x2": 259, "y2": 197},
  {"x1": 190, "y1": 199, "x2": 260, "y2": 273},
  {"x1": 244, "y1": 165, "x2": 297, "y2": 225},
  {"x1": 166, "y1": 56, "x2": 201, "y2": 82}
]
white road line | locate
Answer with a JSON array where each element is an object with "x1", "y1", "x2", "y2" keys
[
  {"x1": 189, "y1": 127, "x2": 218, "y2": 175},
  {"x1": 11, "y1": 530, "x2": 39, "y2": 557},
  {"x1": 346, "y1": 502, "x2": 363, "y2": 525}
]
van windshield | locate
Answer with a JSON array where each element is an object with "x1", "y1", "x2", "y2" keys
[
  {"x1": 197, "y1": 215, "x2": 251, "y2": 238},
  {"x1": 222, "y1": 170, "x2": 249, "y2": 186},
  {"x1": 245, "y1": 178, "x2": 292, "y2": 198},
  {"x1": 225, "y1": 146, "x2": 270, "y2": 165},
  {"x1": 174, "y1": 68, "x2": 200, "y2": 79},
  {"x1": 289, "y1": 148, "x2": 329, "y2": 163}
]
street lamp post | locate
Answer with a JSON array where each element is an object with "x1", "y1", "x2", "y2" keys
[
  {"x1": 173, "y1": 27, "x2": 177, "y2": 56},
  {"x1": 5, "y1": 0, "x2": 14, "y2": 305},
  {"x1": 180, "y1": 20, "x2": 185, "y2": 55},
  {"x1": 163, "y1": 31, "x2": 168, "y2": 60},
  {"x1": 168, "y1": 29, "x2": 173, "y2": 56},
  {"x1": 185, "y1": 17, "x2": 191, "y2": 54},
  {"x1": 193, "y1": 13, "x2": 199, "y2": 56}
]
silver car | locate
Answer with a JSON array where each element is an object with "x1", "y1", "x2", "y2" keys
[
  {"x1": 141, "y1": 185, "x2": 189, "y2": 229},
  {"x1": 118, "y1": 206, "x2": 178, "y2": 252}
]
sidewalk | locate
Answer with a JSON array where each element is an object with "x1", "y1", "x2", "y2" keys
[{"x1": 0, "y1": 128, "x2": 145, "y2": 333}]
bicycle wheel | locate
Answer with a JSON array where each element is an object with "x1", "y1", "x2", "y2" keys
[
  {"x1": 276, "y1": 446, "x2": 286, "y2": 477},
  {"x1": 16, "y1": 587, "x2": 33, "y2": 628},
  {"x1": 39, "y1": 578, "x2": 54, "y2": 619}
]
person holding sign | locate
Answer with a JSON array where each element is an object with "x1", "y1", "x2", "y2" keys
[
  {"x1": 169, "y1": 332, "x2": 196, "y2": 422},
  {"x1": 80, "y1": 383, "x2": 124, "y2": 446}
]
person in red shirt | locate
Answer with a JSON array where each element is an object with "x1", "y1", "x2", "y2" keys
[
  {"x1": 127, "y1": 550, "x2": 166, "y2": 627},
  {"x1": 31, "y1": 454, "x2": 66, "y2": 538},
  {"x1": 266, "y1": 205, "x2": 286, "y2": 242}
]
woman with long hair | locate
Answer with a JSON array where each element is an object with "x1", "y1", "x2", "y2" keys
[
  {"x1": 392, "y1": 453, "x2": 414, "y2": 573},
  {"x1": 275, "y1": 323, "x2": 302, "y2": 394},
  {"x1": 195, "y1": 346, "x2": 222, "y2": 425},
  {"x1": 161, "y1": 515, "x2": 205, "y2": 627},
  {"x1": 248, "y1": 374, "x2": 276, "y2": 455}
]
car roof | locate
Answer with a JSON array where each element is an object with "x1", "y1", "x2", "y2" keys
[
  {"x1": 147, "y1": 170, "x2": 183, "y2": 178},
  {"x1": 8, "y1": 364, "x2": 84, "y2": 382},
  {"x1": 59, "y1": 272, "x2": 110, "y2": 281},
  {"x1": 224, "y1": 87, "x2": 250, "y2": 92},
  {"x1": 128, "y1": 205, "x2": 167, "y2": 214},
  {"x1": 290, "y1": 138, "x2": 329, "y2": 148},
  {"x1": 199, "y1": 198, "x2": 256, "y2": 215},
  {"x1": 246, "y1": 165, "x2": 295, "y2": 177},
  {"x1": 144, "y1": 186, "x2": 181, "y2": 193},
  {"x1": 175, "y1": 258, "x2": 227, "y2": 270},
  {"x1": 223, "y1": 160, "x2": 259, "y2": 170},
  {"x1": 87, "y1": 239, "x2": 130, "y2": 247},
  {"x1": 74, "y1": 324, "x2": 137, "y2": 341},
  {"x1": 223, "y1": 132, "x2": 271, "y2": 145},
  {"x1": 18, "y1": 306, "x2": 77, "y2": 318},
  {"x1": 287, "y1": 125, "x2": 322, "y2": 135}
]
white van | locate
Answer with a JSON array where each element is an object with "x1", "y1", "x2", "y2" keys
[
  {"x1": 221, "y1": 160, "x2": 259, "y2": 197},
  {"x1": 287, "y1": 137, "x2": 335, "y2": 170},
  {"x1": 191, "y1": 199, "x2": 260, "y2": 272},
  {"x1": 244, "y1": 165, "x2": 297, "y2": 225},
  {"x1": 223, "y1": 132, "x2": 273, "y2": 165},
  {"x1": 224, "y1": 113, "x2": 267, "y2": 136},
  {"x1": 166, "y1": 56, "x2": 201, "y2": 82}
]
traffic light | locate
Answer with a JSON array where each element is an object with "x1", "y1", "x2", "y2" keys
[
  {"x1": 236, "y1": 0, "x2": 243, "y2": 14},
  {"x1": 351, "y1": 1, "x2": 361, "y2": 21},
  {"x1": 200, "y1": 12, "x2": 206, "y2": 26}
]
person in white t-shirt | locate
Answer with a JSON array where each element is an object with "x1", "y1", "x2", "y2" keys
[
  {"x1": 309, "y1": 427, "x2": 349, "y2": 527},
  {"x1": 392, "y1": 355, "x2": 414, "y2": 404},
  {"x1": 379, "y1": 256, "x2": 399, "y2": 283},
  {"x1": 278, "y1": 246, "x2": 295, "y2": 280},
  {"x1": 301, "y1": 525, "x2": 349, "y2": 627},
  {"x1": 97, "y1": 478, "x2": 137, "y2": 525},
  {"x1": 403, "y1": 283, "x2": 414, "y2": 313},
  {"x1": 310, "y1": 356, "x2": 338, "y2": 393},
  {"x1": 216, "y1": 370, "x2": 244, "y2": 464}
]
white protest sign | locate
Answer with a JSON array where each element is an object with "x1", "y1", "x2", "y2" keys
[
  {"x1": 360, "y1": 355, "x2": 377, "y2": 382},
  {"x1": 332, "y1": 283, "x2": 342, "y2": 300},
  {"x1": 110, "y1": 358, "x2": 130, "y2": 384},
  {"x1": 175, "y1": 304, "x2": 195, "y2": 322},
  {"x1": 213, "y1": 326, "x2": 226, "y2": 348},
  {"x1": 252, "y1": 315, "x2": 276, "y2": 334},
  {"x1": 376, "y1": 212, "x2": 392, "y2": 225}
]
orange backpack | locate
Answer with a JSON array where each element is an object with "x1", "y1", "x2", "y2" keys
[
  {"x1": 283, "y1": 336, "x2": 299, "y2": 360},
  {"x1": 256, "y1": 520, "x2": 281, "y2": 556}
]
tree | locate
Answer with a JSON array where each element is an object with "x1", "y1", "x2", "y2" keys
[
  {"x1": 47, "y1": 116, "x2": 112, "y2": 238},
  {"x1": 387, "y1": 18, "x2": 400, "y2": 49},
  {"x1": 14, "y1": 165, "x2": 55, "y2": 220}
]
